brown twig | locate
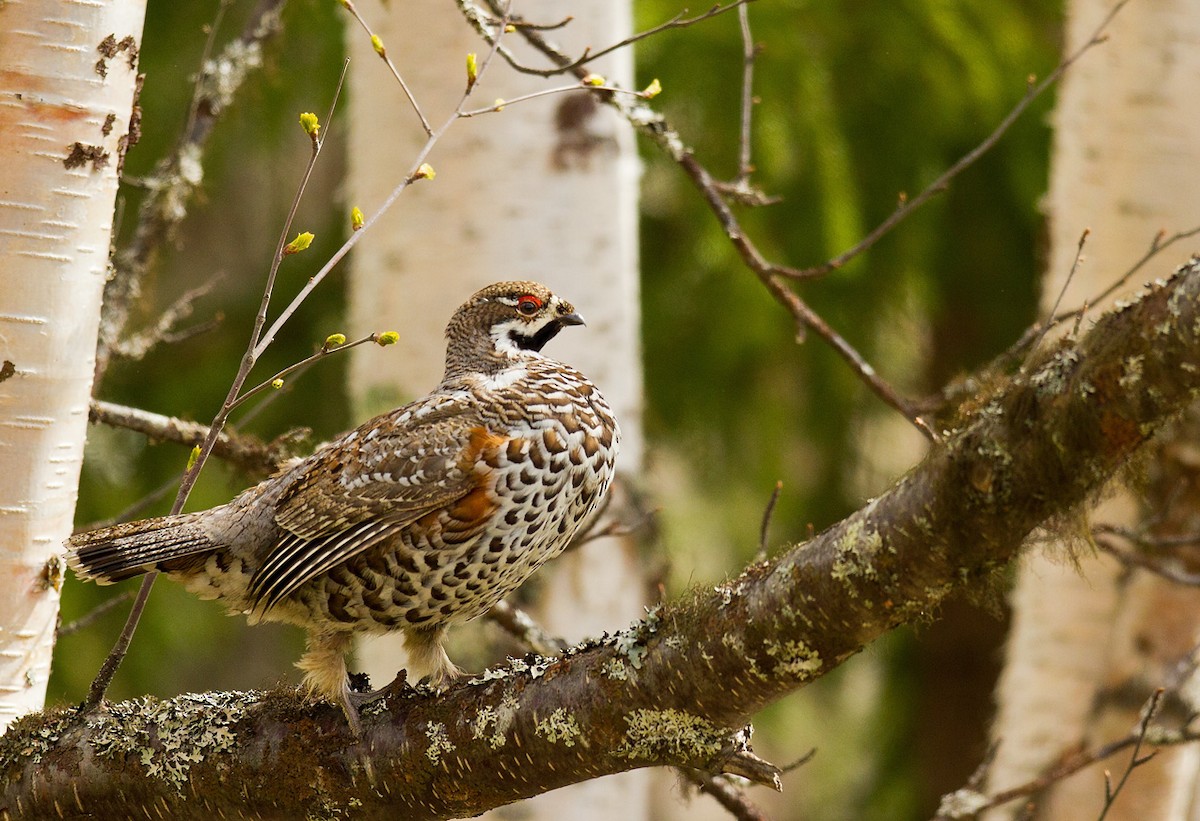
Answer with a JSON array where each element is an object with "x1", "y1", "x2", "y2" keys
[
  {"x1": 1094, "y1": 535, "x2": 1200, "y2": 587},
  {"x1": 682, "y1": 770, "x2": 773, "y2": 821},
  {"x1": 486, "y1": 600, "x2": 568, "y2": 656},
  {"x1": 111, "y1": 276, "x2": 224, "y2": 361},
  {"x1": 789, "y1": 0, "x2": 1129, "y2": 280},
  {"x1": 709, "y1": 2, "x2": 779, "y2": 208},
  {"x1": 462, "y1": 0, "x2": 755, "y2": 78},
  {"x1": 1097, "y1": 689, "x2": 1163, "y2": 820},
  {"x1": 756, "y1": 481, "x2": 782, "y2": 563},
  {"x1": 338, "y1": 0, "x2": 431, "y2": 135},
  {"x1": 1046, "y1": 224, "x2": 1200, "y2": 336},
  {"x1": 934, "y1": 683, "x2": 1196, "y2": 819},
  {"x1": 1023, "y1": 229, "x2": 1089, "y2": 369},
  {"x1": 88, "y1": 399, "x2": 306, "y2": 477},
  {"x1": 57, "y1": 592, "x2": 137, "y2": 638}
]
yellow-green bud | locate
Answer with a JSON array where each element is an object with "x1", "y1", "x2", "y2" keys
[
  {"x1": 371, "y1": 34, "x2": 385, "y2": 56},
  {"x1": 504, "y1": 24, "x2": 515, "y2": 33},
  {"x1": 466, "y1": 53, "x2": 478, "y2": 88},
  {"x1": 299, "y1": 112, "x2": 320, "y2": 137},
  {"x1": 351, "y1": 206, "x2": 365, "y2": 232},
  {"x1": 411, "y1": 163, "x2": 436, "y2": 181},
  {"x1": 376, "y1": 331, "x2": 399, "y2": 346},
  {"x1": 283, "y1": 231, "x2": 314, "y2": 255},
  {"x1": 187, "y1": 444, "x2": 201, "y2": 471},
  {"x1": 582, "y1": 73, "x2": 605, "y2": 87},
  {"x1": 641, "y1": 78, "x2": 662, "y2": 99},
  {"x1": 271, "y1": 378, "x2": 284, "y2": 389},
  {"x1": 493, "y1": 98, "x2": 505, "y2": 112},
  {"x1": 324, "y1": 333, "x2": 347, "y2": 348}
]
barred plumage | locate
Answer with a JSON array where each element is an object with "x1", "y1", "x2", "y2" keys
[{"x1": 66, "y1": 281, "x2": 619, "y2": 733}]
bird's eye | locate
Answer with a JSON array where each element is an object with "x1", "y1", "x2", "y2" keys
[{"x1": 517, "y1": 295, "x2": 542, "y2": 316}]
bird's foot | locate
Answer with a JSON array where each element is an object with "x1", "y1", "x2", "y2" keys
[{"x1": 346, "y1": 668, "x2": 410, "y2": 706}]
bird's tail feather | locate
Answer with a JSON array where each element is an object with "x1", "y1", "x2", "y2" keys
[{"x1": 66, "y1": 513, "x2": 215, "y2": 584}]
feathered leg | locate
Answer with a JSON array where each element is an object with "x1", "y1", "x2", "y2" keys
[{"x1": 296, "y1": 629, "x2": 359, "y2": 734}]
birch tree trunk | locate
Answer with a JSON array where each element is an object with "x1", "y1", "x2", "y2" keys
[
  {"x1": 0, "y1": 0, "x2": 146, "y2": 731},
  {"x1": 986, "y1": 1, "x2": 1200, "y2": 817},
  {"x1": 344, "y1": 2, "x2": 646, "y2": 817}
]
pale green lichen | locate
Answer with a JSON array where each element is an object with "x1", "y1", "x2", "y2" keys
[
  {"x1": 602, "y1": 658, "x2": 630, "y2": 681},
  {"x1": 425, "y1": 721, "x2": 453, "y2": 764},
  {"x1": 764, "y1": 639, "x2": 822, "y2": 679},
  {"x1": 1119, "y1": 354, "x2": 1144, "y2": 388},
  {"x1": 1030, "y1": 347, "x2": 1080, "y2": 395},
  {"x1": 617, "y1": 709, "x2": 727, "y2": 763},
  {"x1": 830, "y1": 517, "x2": 885, "y2": 591},
  {"x1": 535, "y1": 708, "x2": 582, "y2": 747},
  {"x1": 471, "y1": 691, "x2": 519, "y2": 749},
  {"x1": 81, "y1": 692, "x2": 252, "y2": 789}
]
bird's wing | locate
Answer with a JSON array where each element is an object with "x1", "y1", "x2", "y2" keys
[{"x1": 250, "y1": 395, "x2": 506, "y2": 612}]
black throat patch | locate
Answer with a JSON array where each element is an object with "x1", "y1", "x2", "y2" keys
[{"x1": 509, "y1": 320, "x2": 563, "y2": 352}]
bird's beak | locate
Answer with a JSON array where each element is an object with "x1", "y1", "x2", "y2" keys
[{"x1": 557, "y1": 311, "x2": 586, "y2": 327}]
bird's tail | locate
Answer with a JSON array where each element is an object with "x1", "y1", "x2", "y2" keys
[{"x1": 66, "y1": 513, "x2": 216, "y2": 584}]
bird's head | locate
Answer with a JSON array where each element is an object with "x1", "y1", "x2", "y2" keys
[{"x1": 444, "y1": 281, "x2": 585, "y2": 374}]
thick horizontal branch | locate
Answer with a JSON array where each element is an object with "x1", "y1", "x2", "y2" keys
[{"x1": 5, "y1": 261, "x2": 1200, "y2": 819}]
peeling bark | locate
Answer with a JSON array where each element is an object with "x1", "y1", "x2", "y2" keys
[{"x1": 4, "y1": 260, "x2": 1200, "y2": 819}]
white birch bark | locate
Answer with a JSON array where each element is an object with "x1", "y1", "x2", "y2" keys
[
  {"x1": 986, "y1": 1, "x2": 1200, "y2": 817},
  {"x1": 344, "y1": 2, "x2": 647, "y2": 817},
  {"x1": 0, "y1": 0, "x2": 146, "y2": 730}
]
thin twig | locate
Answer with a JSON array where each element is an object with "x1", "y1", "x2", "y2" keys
[
  {"x1": 466, "y1": 0, "x2": 754, "y2": 78},
  {"x1": 1024, "y1": 228, "x2": 1089, "y2": 368},
  {"x1": 933, "y1": 687, "x2": 1191, "y2": 819},
  {"x1": 58, "y1": 592, "x2": 137, "y2": 638},
  {"x1": 254, "y1": 7, "x2": 516, "y2": 360},
  {"x1": 1049, "y1": 224, "x2": 1200, "y2": 333},
  {"x1": 681, "y1": 770, "x2": 773, "y2": 821},
  {"x1": 96, "y1": 0, "x2": 286, "y2": 386},
  {"x1": 111, "y1": 275, "x2": 224, "y2": 361},
  {"x1": 458, "y1": 81, "x2": 652, "y2": 117},
  {"x1": 1095, "y1": 537, "x2": 1200, "y2": 587},
  {"x1": 755, "y1": 481, "x2": 782, "y2": 563},
  {"x1": 85, "y1": 62, "x2": 349, "y2": 711},
  {"x1": 229, "y1": 332, "x2": 382, "y2": 412},
  {"x1": 338, "y1": 0, "x2": 432, "y2": 135},
  {"x1": 789, "y1": 0, "x2": 1129, "y2": 280},
  {"x1": 1097, "y1": 690, "x2": 1163, "y2": 821},
  {"x1": 486, "y1": 600, "x2": 568, "y2": 656}
]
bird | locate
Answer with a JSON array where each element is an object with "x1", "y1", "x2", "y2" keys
[{"x1": 66, "y1": 280, "x2": 619, "y2": 733}]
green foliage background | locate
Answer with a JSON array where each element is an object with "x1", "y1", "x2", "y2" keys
[{"x1": 51, "y1": 1, "x2": 1061, "y2": 817}]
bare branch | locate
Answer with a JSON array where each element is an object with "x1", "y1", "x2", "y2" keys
[
  {"x1": 96, "y1": 0, "x2": 286, "y2": 385},
  {"x1": 338, "y1": 0, "x2": 432, "y2": 135},
  {"x1": 789, "y1": 0, "x2": 1129, "y2": 280},
  {"x1": 756, "y1": 481, "x2": 782, "y2": 563},
  {"x1": 110, "y1": 276, "x2": 223, "y2": 361},
  {"x1": 462, "y1": 0, "x2": 754, "y2": 78},
  {"x1": 57, "y1": 592, "x2": 136, "y2": 638},
  {"x1": 88, "y1": 399, "x2": 306, "y2": 477}
]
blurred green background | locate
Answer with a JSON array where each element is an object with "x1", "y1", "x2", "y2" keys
[{"x1": 52, "y1": 1, "x2": 1061, "y2": 817}]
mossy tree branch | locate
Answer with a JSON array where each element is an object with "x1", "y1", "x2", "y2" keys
[{"x1": 5, "y1": 260, "x2": 1200, "y2": 819}]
